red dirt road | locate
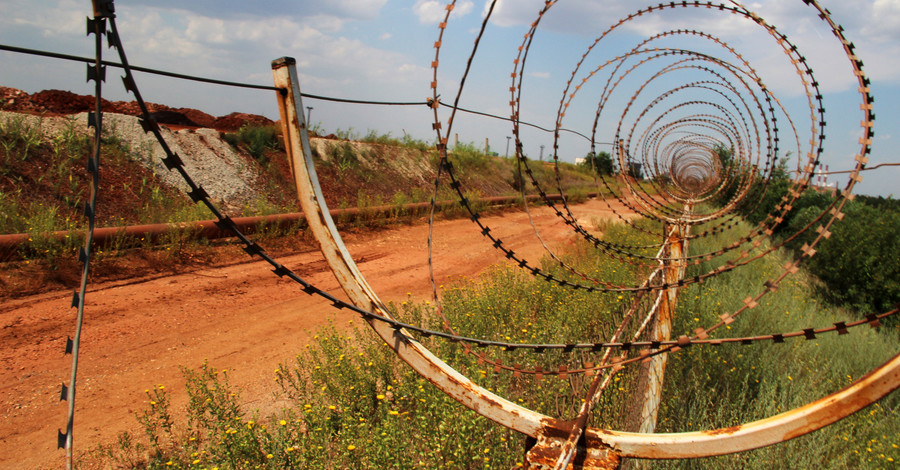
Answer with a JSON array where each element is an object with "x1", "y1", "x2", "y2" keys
[{"x1": 0, "y1": 199, "x2": 636, "y2": 469}]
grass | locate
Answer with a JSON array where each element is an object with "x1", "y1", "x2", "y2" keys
[
  {"x1": 0, "y1": 113, "x2": 220, "y2": 266},
  {"x1": 0, "y1": 113, "x2": 44, "y2": 168},
  {"x1": 85, "y1": 216, "x2": 661, "y2": 468},
  {"x1": 84, "y1": 210, "x2": 899, "y2": 469},
  {"x1": 223, "y1": 125, "x2": 281, "y2": 163},
  {"x1": 648, "y1": 218, "x2": 900, "y2": 469}
]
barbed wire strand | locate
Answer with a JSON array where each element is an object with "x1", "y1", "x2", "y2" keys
[
  {"x1": 0, "y1": 42, "x2": 593, "y2": 140},
  {"x1": 60, "y1": 3, "x2": 111, "y2": 469},
  {"x1": 3, "y1": 0, "x2": 887, "y2": 464}
]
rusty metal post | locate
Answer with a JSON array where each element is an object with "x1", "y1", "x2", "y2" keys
[
  {"x1": 621, "y1": 206, "x2": 691, "y2": 470},
  {"x1": 271, "y1": 56, "x2": 553, "y2": 437},
  {"x1": 636, "y1": 218, "x2": 687, "y2": 435},
  {"x1": 270, "y1": 58, "x2": 900, "y2": 464}
]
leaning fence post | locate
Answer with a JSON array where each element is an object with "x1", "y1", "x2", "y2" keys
[
  {"x1": 271, "y1": 58, "x2": 306, "y2": 180},
  {"x1": 271, "y1": 57, "x2": 378, "y2": 308}
]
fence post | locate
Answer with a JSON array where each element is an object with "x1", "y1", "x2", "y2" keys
[
  {"x1": 636, "y1": 222, "x2": 684, "y2": 434},
  {"x1": 271, "y1": 57, "x2": 377, "y2": 307},
  {"x1": 271, "y1": 55, "x2": 566, "y2": 443},
  {"x1": 624, "y1": 205, "x2": 691, "y2": 469}
]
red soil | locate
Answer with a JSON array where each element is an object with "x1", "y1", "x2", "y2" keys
[
  {"x1": 1, "y1": 86, "x2": 272, "y2": 131},
  {"x1": 0, "y1": 198, "x2": 636, "y2": 469}
]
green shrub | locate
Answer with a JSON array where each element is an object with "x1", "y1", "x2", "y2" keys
[
  {"x1": 89, "y1": 218, "x2": 661, "y2": 468},
  {"x1": 361, "y1": 130, "x2": 402, "y2": 146},
  {"x1": 87, "y1": 209, "x2": 898, "y2": 469},
  {"x1": 0, "y1": 113, "x2": 44, "y2": 165},
  {"x1": 448, "y1": 142, "x2": 491, "y2": 175},
  {"x1": 653, "y1": 219, "x2": 899, "y2": 469},
  {"x1": 224, "y1": 125, "x2": 280, "y2": 163},
  {"x1": 785, "y1": 200, "x2": 899, "y2": 321}
]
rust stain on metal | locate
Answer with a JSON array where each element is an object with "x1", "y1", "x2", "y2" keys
[
  {"x1": 524, "y1": 433, "x2": 621, "y2": 469},
  {"x1": 704, "y1": 425, "x2": 742, "y2": 436}
]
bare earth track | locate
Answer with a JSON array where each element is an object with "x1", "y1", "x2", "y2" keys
[{"x1": 0, "y1": 198, "x2": 635, "y2": 469}]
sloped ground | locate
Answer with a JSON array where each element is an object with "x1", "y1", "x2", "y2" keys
[{"x1": 0, "y1": 87, "x2": 273, "y2": 131}]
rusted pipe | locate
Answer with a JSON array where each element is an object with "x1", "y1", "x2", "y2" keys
[{"x1": 0, "y1": 193, "x2": 593, "y2": 261}]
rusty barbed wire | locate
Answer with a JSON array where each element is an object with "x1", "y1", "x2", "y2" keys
[
  {"x1": 52, "y1": 0, "x2": 883, "y2": 368},
  {"x1": 23, "y1": 0, "x2": 893, "y2": 464},
  {"x1": 424, "y1": 0, "x2": 876, "y2": 315},
  {"x1": 59, "y1": 2, "x2": 113, "y2": 469},
  {"x1": 422, "y1": 0, "x2": 888, "y2": 465},
  {"x1": 63, "y1": 3, "x2": 896, "y2": 363}
]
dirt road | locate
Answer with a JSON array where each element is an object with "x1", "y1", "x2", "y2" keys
[{"x1": 0, "y1": 198, "x2": 636, "y2": 469}]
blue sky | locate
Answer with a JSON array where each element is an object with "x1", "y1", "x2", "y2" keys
[{"x1": 1, "y1": 0, "x2": 898, "y2": 196}]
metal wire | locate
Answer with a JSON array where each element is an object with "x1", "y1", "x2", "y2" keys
[
  {"x1": 0, "y1": 42, "x2": 599, "y2": 139},
  {"x1": 60, "y1": 3, "x2": 111, "y2": 468},
  {"x1": 19, "y1": 0, "x2": 892, "y2": 465}
]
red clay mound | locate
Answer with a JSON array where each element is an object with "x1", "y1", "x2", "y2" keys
[
  {"x1": 0, "y1": 86, "x2": 269, "y2": 131},
  {"x1": 29, "y1": 89, "x2": 108, "y2": 114},
  {"x1": 214, "y1": 112, "x2": 274, "y2": 131}
]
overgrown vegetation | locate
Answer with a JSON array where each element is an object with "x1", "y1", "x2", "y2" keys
[
  {"x1": 580, "y1": 151, "x2": 615, "y2": 176},
  {"x1": 783, "y1": 197, "x2": 899, "y2": 321},
  {"x1": 86, "y1": 212, "x2": 896, "y2": 468},
  {"x1": 655, "y1": 218, "x2": 899, "y2": 469},
  {"x1": 86, "y1": 218, "x2": 659, "y2": 469},
  {"x1": 223, "y1": 125, "x2": 281, "y2": 164},
  {"x1": 0, "y1": 113, "x2": 213, "y2": 265},
  {"x1": 714, "y1": 147, "x2": 898, "y2": 326},
  {"x1": 0, "y1": 113, "x2": 44, "y2": 167}
]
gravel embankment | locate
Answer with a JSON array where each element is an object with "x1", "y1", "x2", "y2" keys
[{"x1": 2, "y1": 110, "x2": 262, "y2": 211}]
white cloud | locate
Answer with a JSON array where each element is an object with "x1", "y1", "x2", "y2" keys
[
  {"x1": 184, "y1": 17, "x2": 228, "y2": 44},
  {"x1": 414, "y1": 0, "x2": 474, "y2": 24},
  {"x1": 380, "y1": 32, "x2": 392, "y2": 40},
  {"x1": 2, "y1": 0, "x2": 85, "y2": 38},
  {"x1": 414, "y1": 1, "x2": 449, "y2": 24},
  {"x1": 478, "y1": 0, "x2": 900, "y2": 93},
  {"x1": 866, "y1": 0, "x2": 900, "y2": 42},
  {"x1": 128, "y1": 0, "x2": 388, "y2": 21}
]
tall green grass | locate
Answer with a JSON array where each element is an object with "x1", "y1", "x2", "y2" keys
[
  {"x1": 223, "y1": 125, "x2": 281, "y2": 163},
  {"x1": 0, "y1": 113, "x2": 43, "y2": 166},
  {"x1": 648, "y1": 219, "x2": 899, "y2": 469},
  {"x1": 87, "y1": 213, "x2": 897, "y2": 469},
  {"x1": 87, "y1": 217, "x2": 660, "y2": 468}
]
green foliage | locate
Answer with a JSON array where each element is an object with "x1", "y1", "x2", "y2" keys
[
  {"x1": 389, "y1": 191, "x2": 411, "y2": 218},
  {"x1": 12, "y1": 200, "x2": 82, "y2": 265},
  {"x1": 856, "y1": 194, "x2": 900, "y2": 211},
  {"x1": 90, "y1": 215, "x2": 898, "y2": 468},
  {"x1": 785, "y1": 200, "x2": 899, "y2": 321},
  {"x1": 224, "y1": 125, "x2": 280, "y2": 163},
  {"x1": 361, "y1": 129, "x2": 402, "y2": 146},
  {"x1": 333, "y1": 127, "x2": 359, "y2": 141},
  {"x1": 330, "y1": 141, "x2": 359, "y2": 172},
  {"x1": 400, "y1": 134, "x2": 431, "y2": 152},
  {"x1": 0, "y1": 113, "x2": 44, "y2": 165},
  {"x1": 655, "y1": 219, "x2": 899, "y2": 469},
  {"x1": 90, "y1": 219, "x2": 661, "y2": 468},
  {"x1": 711, "y1": 149, "x2": 896, "y2": 323},
  {"x1": 739, "y1": 161, "x2": 792, "y2": 226},
  {"x1": 447, "y1": 142, "x2": 491, "y2": 174},
  {"x1": 581, "y1": 151, "x2": 614, "y2": 176}
]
